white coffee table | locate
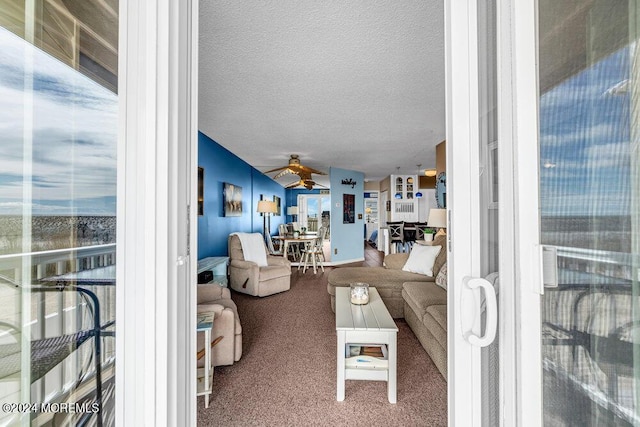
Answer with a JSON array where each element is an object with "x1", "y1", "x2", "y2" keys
[{"x1": 335, "y1": 287, "x2": 398, "y2": 403}]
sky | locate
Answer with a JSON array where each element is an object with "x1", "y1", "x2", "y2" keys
[
  {"x1": 0, "y1": 27, "x2": 117, "y2": 216},
  {"x1": 539, "y1": 46, "x2": 632, "y2": 217},
  {"x1": 0, "y1": 24, "x2": 632, "y2": 218}
]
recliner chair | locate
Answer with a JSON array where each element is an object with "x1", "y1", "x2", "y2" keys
[
  {"x1": 228, "y1": 234, "x2": 291, "y2": 297},
  {"x1": 197, "y1": 284, "x2": 242, "y2": 366}
]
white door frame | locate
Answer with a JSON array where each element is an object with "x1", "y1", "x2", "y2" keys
[
  {"x1": 447, "y1": 0, "x2": 540, "y2": 425},
  {"x1": 506, "y1": 0, "x2": 544, "y2": 425},
  {"x1": 116, "y1": 0, "x2": 198, "y2": 425},
  {"x1": 446, "y1": 0, "x2": 483, "y2": 423}
]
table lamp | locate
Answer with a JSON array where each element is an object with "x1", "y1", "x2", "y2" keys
[
  {"x1": 427, "y1": 208, "x2": 447, "y2": 236},
  {"x1": 287, "y1": 206, "x2": 298, "y2": 222}
]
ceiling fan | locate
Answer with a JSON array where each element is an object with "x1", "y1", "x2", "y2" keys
[
  {"x1": 264, "y1": 155, "x2": 327, "y2": 189},
  {"x1": 284, "y1": 177, "x2": 326, "y2": 190}
]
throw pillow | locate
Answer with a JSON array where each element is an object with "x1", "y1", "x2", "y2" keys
[
  {"x1": 435, "y1": 263, "x2": 448, "y2": 290},
  {"x1": 402, "y1": 245, "x2": 442, "y2": 276}
]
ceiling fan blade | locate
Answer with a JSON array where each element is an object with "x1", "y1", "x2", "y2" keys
[
  {"x1": 273, "y1": 169, "x2": 295, "y2": 180},
  {"x1": 263, "y1": 165, "x2": 289, "y2": 174},
  {"x1": 295, "y1": 164, "x2": 327, "y2": 175},
  {"x1": 284, "y1": 180, "x2": 302, "y2": 189}
]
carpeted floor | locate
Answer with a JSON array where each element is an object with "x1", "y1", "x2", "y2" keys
[{"x1": 197, "y1": 265, "x2": 447, "y2": 426}]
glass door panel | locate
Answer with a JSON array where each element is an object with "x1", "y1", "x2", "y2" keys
[
  {"x1": 538, "y1": 1, "x2": 639, "y2": 424},
  {"x1": 307, "y1": 198, "x2": 319, "y2": 232},
  {"x1": 0, "y1": 2, "x2": 118, "y2": 425}
]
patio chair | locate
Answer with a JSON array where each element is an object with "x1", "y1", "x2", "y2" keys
[{"x1": 0, "y1": 285, "x2": 106, "y2": 426}]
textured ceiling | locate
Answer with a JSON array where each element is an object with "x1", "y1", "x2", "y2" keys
[{"x1": 199, "y1": 0, "x2": 445, "y2": 188}]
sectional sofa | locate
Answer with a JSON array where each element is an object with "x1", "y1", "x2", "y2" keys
[{"x1": 327, "y1": 234, "x2": 448, "y2": 378}]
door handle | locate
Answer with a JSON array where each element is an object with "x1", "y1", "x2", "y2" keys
[{"x1": 462, "y1": 277, "x2": 497, "y2": 347}]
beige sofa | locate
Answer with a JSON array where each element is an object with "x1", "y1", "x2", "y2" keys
[
  {"x1": 402, "y1": 280, "x2": 447, "y2": 378},
  {"x1": 327, "y1": 234, "x2": 448, "y2": 379},
  {"x1": 197, "y1": 284, "x2": 242, "y2": 367}
]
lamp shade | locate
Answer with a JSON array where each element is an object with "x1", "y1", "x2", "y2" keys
[
  {"x1": 257, "y1": 200, "x2": 277, "y2": 214},
  {"x1": 427, "y1": 208, "x2": 447, "y2": 229},
  {"x1": 287, "y1": 206, "x2": 298, "y2": 215}
]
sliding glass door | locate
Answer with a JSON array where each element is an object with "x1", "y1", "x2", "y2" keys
[
  {"x1": 450, "y1": 0, "x2": 640, "y2": 424},
  {"x1": 537, "y1": 1, "x2": 640, "y2": 424},
  {"x1": 0, "y1": 2, "x2": 118, "y2": 425},
  {"x1": 297, "y1": 194, "x2": 331, "y2": 234},
  {"x1": 447, "y1": 0, "x2": 504, "y2": 424}
]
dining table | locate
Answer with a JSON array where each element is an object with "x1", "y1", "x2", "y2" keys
[{"x1": 273, "y1": 234, "x2": 317, "y2": 262}]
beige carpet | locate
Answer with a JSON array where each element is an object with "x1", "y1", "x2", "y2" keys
[{"x1": 197, "y1": 267, "x2": 447, "y2": 426}]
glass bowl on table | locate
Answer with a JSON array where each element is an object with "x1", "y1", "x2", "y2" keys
[{"x1": 350, "y1": 283, "x2": 370, "y2": 305}]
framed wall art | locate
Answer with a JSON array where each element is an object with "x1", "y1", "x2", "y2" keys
[
  {"x1": 343, "y1": 194, "x2": 355, "y2": 224},
  {"x1": 198, "y1": 167, "x2": 204, "y2": 216},
  {"x1": 223, "y1": 182, "x2": 243, "y2": 217},
  {"x1": 273, "y1": 195, "x2": 281, "y2": 216}
]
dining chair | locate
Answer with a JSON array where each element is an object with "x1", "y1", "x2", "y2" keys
[
  {"x1": 266, "y1": 233, "x2": 284, "y2": 256},
  {"x1": 403, "y1": 222, "x2": 417, "y2": 250},
  {"x1": 386, "y1": 222, "x2": 405, "y2": 253},
  {"x1": 415, "y1": 222, "x2": 429, "y2": 241},
  {"x1": 299, "y1": 226, "x2": 327, "y2": 274}
]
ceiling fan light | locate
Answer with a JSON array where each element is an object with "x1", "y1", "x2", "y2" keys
[{"x1": 424, "y1": 169, "x2": 437, "y2": 177}]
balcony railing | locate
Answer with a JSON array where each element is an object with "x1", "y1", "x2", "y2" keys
[
  {"x1": 0, "y1": 244, "x2": 116, "y2": 426},
  {"x1": 544, "y1": 246, "x2": 639, "y2": 424}
]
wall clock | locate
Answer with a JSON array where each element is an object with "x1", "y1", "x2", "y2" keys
[{"x1": 435, "y1": 172, "x2": 446, "y2": 208}]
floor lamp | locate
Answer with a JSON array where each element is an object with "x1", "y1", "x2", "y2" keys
[{"x1": 257, "y1": 200, "x2": 278, "y2": 242}]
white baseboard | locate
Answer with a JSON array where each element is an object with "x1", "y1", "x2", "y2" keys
[{"x1": 325, "y1": 257, "x2": 365, "y2": 266}]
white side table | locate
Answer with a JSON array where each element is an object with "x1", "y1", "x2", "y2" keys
[
  {"x1": 197, "y1": 256, "x2": 229, "y2": 287},
  {"x1": 196, "y1": 313, "x2": 215, "y2": 408},
  {"x1": 335, "y1": 287, "x2": 398, "y2": 403}
]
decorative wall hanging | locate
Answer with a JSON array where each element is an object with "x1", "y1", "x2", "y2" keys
[
  {"x1": 343, "y1": 194, "x2": 355, "y2": 223},
  {"x1": 341, "y1": 178, "x2": 357, "y2": 188},
  {"x1": 435, "y1": 172, "x2": 446, "y2": 208},
  {"x1": 223, "y1": 182, "x2": 243, "y2": 217},
  {"x1": 198, "y1": 167, "x2": 204, "y2": 216},
  {"x1": 273, "y1": 195, "x2": 281, "y2": 216}
]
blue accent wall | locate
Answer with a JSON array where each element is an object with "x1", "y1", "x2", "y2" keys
[
  {"x1": 329, "y1": 167, "x2": 365, "y2": 263},
  {"x1": 198, "y1": 132, "x2": 285, "y2": 258}
]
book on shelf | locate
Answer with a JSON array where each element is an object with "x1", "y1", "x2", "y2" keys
[
  {"x1": 346, "y1": 344, "x2": 387, "y2": 359},
  {"x1": 345, "y1": 344, "x2": 389, "y2": 369}
]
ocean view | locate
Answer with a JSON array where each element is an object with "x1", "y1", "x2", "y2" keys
[
  {"x1": 0, "y1": 214, "x2": 630, "y2": 255},
  {"x1": 0, "y1": 215, "x2": 116, "y2": 255},
  {"x1": 541, "y1": 215, "x2": 631, "y2": 253}
]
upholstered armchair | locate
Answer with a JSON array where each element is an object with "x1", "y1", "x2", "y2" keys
[
  {"x1": 197, "y1": 284, "x2": 242, "y2": 367},
  {"x1": 228, "y1": 233, "x2": 291, "y2": 297}
]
